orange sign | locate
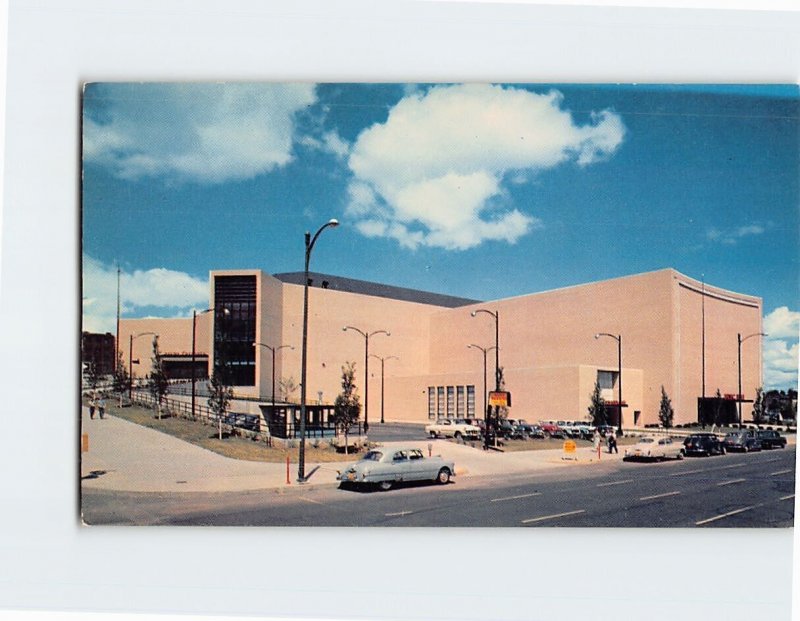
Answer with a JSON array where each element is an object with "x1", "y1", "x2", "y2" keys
[
  {"x1": 563, "y1": 440, "x2": 577, "y2": 453},
  {"x1": 488, "y1": 391, "x2": 511, "y2": 407},
  {"x1": 81, "y1": 433, "x2": 89, "y2": 453}
]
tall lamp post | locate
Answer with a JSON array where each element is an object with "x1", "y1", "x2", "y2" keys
[
  {"x1": 298, "y1": 218, "x2": 339, "y2": 483},
  {"x1": 343, "y1": 326, "x2": 390, "y2": 435},
  {"x1": 192, "y1": 307, "x2": 229, "y2": 418},
  {"x1": 595, "y1": 332, "x2": 623, "y2": 434},
  {"x1": 128, "y1": 331, "x2": 157, "y2": 400},
  {"x1": 469, "y1": 344, "x2": 496, "y2": 450},
  {"x1": 471, "y1": 309, "x2": 500, "y2": 390},
  {"x1": 738, "y1": 332, "x2": 766, "y2": 426},
  {"x1": 253, "y1": 342, "x2": 294, "y2": 406},
  {"x1": 369, "y1": 354, "x2": 398, "y2": 424}
]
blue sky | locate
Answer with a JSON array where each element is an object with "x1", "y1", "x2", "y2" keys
[{"x1": 81, "y1": 82, "x2": 799, "y2": 389}]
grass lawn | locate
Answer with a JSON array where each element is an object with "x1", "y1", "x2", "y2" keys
[{"x1": 104, "y1": 402, "x2": 366, "y2": 464}]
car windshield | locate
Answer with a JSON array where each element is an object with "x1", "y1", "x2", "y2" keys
[{"x1": 362, "y1": 451, "x2": 383, "y2": 461}]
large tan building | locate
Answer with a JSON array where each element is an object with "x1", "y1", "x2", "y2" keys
[{"x1": 118, "y1": 268, "x2": 763, "y2": 429}]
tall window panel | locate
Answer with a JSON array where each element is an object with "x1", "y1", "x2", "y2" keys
[{"x1": 214, "y1": 275, "x2": 257, "y2": 386}]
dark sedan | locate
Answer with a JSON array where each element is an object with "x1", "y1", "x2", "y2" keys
[
  {"x1": 683, "y1": 433, "x2": 726, "y2": 456},
  {"x1": 756, "y1": 429, "x2": 787, "y2": 449},
  {"x1": 722, "y1": 430, "x2": 761, "y2": 452}
]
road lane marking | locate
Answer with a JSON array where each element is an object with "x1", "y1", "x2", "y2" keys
[
  {"x1": 770, "y1": 469, "x2": 793, "y2": 476},
  {"x1": 670, "y1": 463, "x2": 746, "y2": 477},
  {"x1": 597, "y1": 479, "x2": 634, "y2": 487},
  {"x1": 385, "y1": 510, "x2": 413, "y2": 517},
  {"x1": 299, "y1": 496, "x2": 323, "y2": 505},
  {"x1": 639, "y1": 491, "x2": 681, "y2": 501},
  {"x1": 696, "y1": 505, "x2": 756, "y2": 526},
  {"x1": 491, "y1": 492, "x2": 541, "y2": 502},
  {"x1": 780, "y1": 494, "x2": 795, "y2": 501},
  {"x1": 521, "y1": 509, "x2": 585, "y2": 524},
  {"x1": 717, "y1": 478, "x2": 746, "y2": 487}
]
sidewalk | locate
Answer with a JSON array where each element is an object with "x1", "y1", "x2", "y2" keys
[{"x1": 79, "y1": 407, "x2": 624, "y2": 494}]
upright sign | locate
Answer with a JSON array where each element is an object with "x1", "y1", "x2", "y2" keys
[{"x1": 488, "y1": 391, "x2": 511, "y2": 407}]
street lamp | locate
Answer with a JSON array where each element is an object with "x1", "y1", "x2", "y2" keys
[
  {"x1": 253, "y1": 342, "x2": 294, "y2": 406},
  {"x1": 595, "y1": 332, "x2": 623, "y2": 434},
  {"x1": 738, "y1": 332, "x2": 766, "y2": 426},
  {"x1": 369, "y1": 354, "x2": 399, "y2": 424},
  {"x1": 469, "y1": 344, "x2": 496, "y2": 450},
  {"x1": 343, "y1": 326, "x2": 390, "y2": 435},
  {"x1": 128, "y1": 331, "x2": 157, "y2": 400},
  {"x1": 192, "y1": 307, "x2": 229, "y2": 419},
  {"x1": 298, "y1": 218, "x2": 339, "y2": 482},
  {"x1": 471, "y1": 309, "x2": 500, "y2": 390}
]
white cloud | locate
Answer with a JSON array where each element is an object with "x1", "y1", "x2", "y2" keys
[
  {"x1": 706, "y1": 223, "x2": 765, "y2": 245},
  {"x1": 764, "y1": 306, "x2": 800, "y2": 339},
  {"x1": 762, "y1": 307, "x2": 799, "y2": 390},
  {"x1": 345, "y1": 84, "x2": 624, "y2": 250},
  {"x1": 83, "y1": 83, "x2": 317, "y2": 183},
  {"x1": 82, "y1": 255, "x2": 208, "y2": 333}
]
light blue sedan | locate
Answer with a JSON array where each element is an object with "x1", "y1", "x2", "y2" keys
[{"x1": 337, "y1": 447, "x2": 455, "y2": 491}]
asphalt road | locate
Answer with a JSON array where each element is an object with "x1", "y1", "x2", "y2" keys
[{"x1": 82, "y1": 446, "x2": 795, "y2": 527}]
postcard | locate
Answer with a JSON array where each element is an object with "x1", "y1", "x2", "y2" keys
[{"x1": 80, "y1": 82, "x2": 797, "y2": 526}]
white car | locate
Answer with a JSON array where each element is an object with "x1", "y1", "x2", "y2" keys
[
  {"x1": 425, "y1": 418, "x2": 480, "y2": 440},
  {"x1": 337, "y1": 447, "x2": 455, "y2": 491},
  {"x1": 624, "y1": 436, "x2": 685, "y2": 461}
]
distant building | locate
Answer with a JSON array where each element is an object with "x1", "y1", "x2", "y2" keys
[
  {"x1": 81, "y1": 331, "x2": 116, "y2": 376},
  {"x1": 118, "y1": 268, "x2": 763, "y2": 428}
]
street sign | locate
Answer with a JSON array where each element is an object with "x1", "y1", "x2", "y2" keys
[{"x1": 488, "y1": 391, "x2": 511, "y2": 407}]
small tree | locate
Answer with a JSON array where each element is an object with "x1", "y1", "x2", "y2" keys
[
  {"x1": 112, "y1": 351, "x2": 130, "y2": 405},
  {"x1": 588, "y1": 380, "x2": 607, "y2": 426},
  {"x1": 279, "y1": 376, "x2": 299, "y2": 403},
  {"x1": 658, "y1": 385, "x2": 674, "y2": 429},
  {"x1": 332, "y1": 362, "x2": 361, "y2": 454},
  {"x1": 148, "y1": 336, "x2": 169, "y2": 419},
  {"x1": 208, "y1": 369, "x2": 234, "y2": 440},
  {"x1": 751, "y1": 387, "x2": 765, "y2": 424},
  {"x1": 86, "y1": 361, "x2": 101, "y2": 392}
]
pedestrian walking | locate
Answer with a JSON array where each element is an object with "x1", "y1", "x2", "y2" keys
[
  {"x1": 89, "y1": 393, "x2": 96, "y2": 419},
  {"x1": 609, "y1": 431, "x2": 619, "y2": 454},
  {"x1": 98, "y1": 395, "x2": 106, "y2": 420},
  {"x1": 592, "y1": 429, "x2": 601, "y2": 454},
  {"x1": 606, "y1": 432, "x2": 613, "y2": 453}
]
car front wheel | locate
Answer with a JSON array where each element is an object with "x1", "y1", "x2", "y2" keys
[
  {"x1": 436, "y1": 468, "x2": 451, "y2": 485},
  {"x1": 378, "y1": 480, "x2": 393, "y2": 491},
  {"x1": 677, "y1": 450, "x2": 685, "y2": 460},
  {"x1": 429, "y1": 431, "x2": 437, "y2": 439}
]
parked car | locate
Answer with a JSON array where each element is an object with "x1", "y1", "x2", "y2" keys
[
  {"x1": 623, "y1": 436, "x2": 685, "y2": 461},
  {"x1": 539, "y1": 422, "x2": 564, "y2": 438},
  {"x1": 575, "y1": 423, "x2": 595, "y2": 440},
  {"x1": 425, "y1": 418, "x2": 481, "y2": 440},
  {"x1": 337, "y1": 447, "x2": 455, "y2": 491},
  {"x1": 683, "y1": 433, "x2": 726, "y2": 456},
  {"x1": 756, "y1": 429, "x2": 787, "y2": 449},
  {"x1": 722, "y1": 430, "x2": 762, "y2": 452},
  {"x1": 516, "y1": 423, "x2": 545, "y2": 439},
  {"x1": 223, "y1": 412, "x2": 260, "y2": 431},
  {"x1": 495, "y1": 419, "x2": 516, "y2": 439}
]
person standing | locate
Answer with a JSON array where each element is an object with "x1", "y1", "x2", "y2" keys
[
  {"x1": 89, "y1": 393, "x2": 96, "y2": 419},
  {"x1": 98, "y1": 395, "x2": 106, "y2": 420},
  {"x1": 593, "y1": 429, "x2": 601, "y2": 454},
  {"x1": 609, "y1": 430, "x2": 619, "y2": 454}
]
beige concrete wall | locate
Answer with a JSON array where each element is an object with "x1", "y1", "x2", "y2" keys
[
  {"x1": 278, "y1": 282, "x2": 439, "y2": 420},
  {"x1": 119, "y1": 315, "x2": 210, "y2": 379},
  {"x1": 674, "y1": 274, "x2": 762, "y2": 423},
  {"x1": 426, "y1": 270, "x2": 675, "y2": 425}
]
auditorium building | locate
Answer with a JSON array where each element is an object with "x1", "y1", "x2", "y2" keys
[{"x1": 118, "y1": 268, "x2": 764, "y2": 431}]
